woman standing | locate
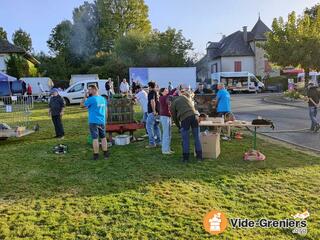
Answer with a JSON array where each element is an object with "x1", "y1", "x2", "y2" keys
[{"x1": 159, "y1": 88, "x2": 174, "y2": 155}]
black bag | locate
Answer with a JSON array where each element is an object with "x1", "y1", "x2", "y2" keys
[{"x1": 252, "y1": 119, "x2": 275, "y2": 130}]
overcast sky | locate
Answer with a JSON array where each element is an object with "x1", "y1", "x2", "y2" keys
[{"x1": 0, "y1": 0, "x2": 319, "y2": 55}]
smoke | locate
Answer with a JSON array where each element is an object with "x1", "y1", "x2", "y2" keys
[{"x1": 69, "y1": 2, "x2": 98, "y2": 58}]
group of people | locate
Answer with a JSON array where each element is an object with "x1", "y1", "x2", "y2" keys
[
  {"x1": 48, "y1": 85, "x2": 109, "y2": 160},
  {"x1": 134, "y1": 81, "x2": 203, "y2": 162},
  {"x1": 48, "y1": 79, "x2": 231, "y2": 162},
  {"x1": 133, "y1": 81, "x2": 231, "y2": 162}
]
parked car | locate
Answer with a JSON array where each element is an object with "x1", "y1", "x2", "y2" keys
[
  {"x1": 59, "y1": 79, "x2": 109, "y2": 105},
  {"x1": 265, "y1": 84, "x2": 283, "y2": 92}
]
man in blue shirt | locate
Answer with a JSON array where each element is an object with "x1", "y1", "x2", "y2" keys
[
  {"x1": 81, "y1": 85, "x2": 109, "y2": 160},
  {"x1": 216, "y1": 83, "x2": 231, "y2": 117}
]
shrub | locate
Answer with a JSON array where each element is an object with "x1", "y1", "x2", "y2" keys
[{"x1": 283, "y1": 90, "x2": 303, "y2": 100}]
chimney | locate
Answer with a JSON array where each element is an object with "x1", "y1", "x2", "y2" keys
[{"x1": 243, "y1": 26, "x2": 248, "y2": 42}]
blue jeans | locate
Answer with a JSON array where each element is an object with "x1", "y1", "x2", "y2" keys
[
  {"x1": 309, "y1": 106, "x2": 318, "y2": 129},
  {"x1": 160, "y1": 116, "x2": 171, "y2": 153},
  {"x1": 181, "y1": 115, "x2": 202, "y2": 154},
  {"x1": 89, "y1": 123, "x2": 106, "y2": 140},
  {"x1": 142, "y1": 112, "x2": 148, "y2": 134},
  {"x1": 146, "y1": 113, "x2": 161, "y2": 145},
  {"x1": 142, "y1": 112, "x2": 148, "y2": 123}
]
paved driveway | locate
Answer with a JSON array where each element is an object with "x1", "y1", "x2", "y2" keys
[{"x1": 232, "y1": 93, "x2": 320, "y2": 152}]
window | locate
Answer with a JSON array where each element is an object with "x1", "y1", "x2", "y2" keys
[
  {"x1": 234, "y1": 61, "x2": 242, "y2": 72},
  {"x1": 87, "y1": 82, "x2": 98, "y2": 89},
  {"x1": 68, "y1": 83, "x2": 84, "y2": 93},
  {"x1": 211, "y1": 63, "x2": 218, "y2": 73}
]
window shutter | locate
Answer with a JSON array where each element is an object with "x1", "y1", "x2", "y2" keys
[{"x1": 234, "y1": 61, "x2": 242, "y2": 72}]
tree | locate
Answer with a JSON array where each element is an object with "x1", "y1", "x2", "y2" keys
[
  {"x1": 12, "y1": 28, "x2": 32, "y2": 52},
  {"x1": 47, "y1": 20, "x2": 73, "y2": 55},
  {"x1": 97, "y1": 0, "x2": 151, "y2": 50},
  {"x1": 6, "y1": 54, "x2": 29, "y2": 79},
  {"x1": 70, "y1": 1, "x2": 99, "y2": 58},
  {"x1": 305, "y1": 4, "x2": 320, "y2": 20},
  {"x1": 0, "y1": 27, "x2": 7, "y2": 40},
  {"x1": 153, "y1": 28, "x2": 193, "y2": 66},
  {"x1": 44, "y1": 0, "x2": 193, "y2": 82},
  {"x1": 262, "y1": 10, "x2": 320, "y2": 83}
]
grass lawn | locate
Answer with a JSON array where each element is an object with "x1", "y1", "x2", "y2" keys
[{"x1": 0, "y1": 104, "x2": 319, "y2": 239}]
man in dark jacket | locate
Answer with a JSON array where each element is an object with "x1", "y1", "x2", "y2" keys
[
  {"x1": 194, "y1": 83, "x2": 213, "y2": 94},
  {"x1": 169, "y1": 94, "x2": 202, "y2": 162},
  {"x1": 306, "y1": 82, "x2": 320, "y2": 132},
  {"x1": 49, "y1": 88, "x2": 65, "y2": 139}
]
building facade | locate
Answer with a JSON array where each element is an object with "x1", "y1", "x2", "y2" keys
[
  {"x1": 0, "y1": 39, "x2": 39, "y2": 73},
  {"x1": 196, "y1": 17, "x2": 280, "y2": 82}
]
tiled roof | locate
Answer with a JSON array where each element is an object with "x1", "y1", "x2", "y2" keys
[
  {"x1": 0, "y1": 39, "x2": 39, "y2": 65},
  {"x1": 0, "y1": 39, "x2": 25, "y2": 53},
  {"x1": 207, "y1": 31, "x2": 254, "y2": 59},
  {"x1": 205, "y1": 18, "x2": 270, "y2": 60},
  {"x1": 249, "y1": 17, "x2": 271, "y2": 41}
]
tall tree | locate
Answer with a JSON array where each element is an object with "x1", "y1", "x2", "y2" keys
[
  {"x1": 0, "y1": 27, "x2": 7, "y2": 40},
  {"x1": 70, "y1": 1, "x2": 99, "y2": 58},
  {"x1": 97, "y1": 0, "x2": 151, "y2": 50},
  {"x1": 153, "y1": 28, "x2": 193, "y2": 66},
  {"x1": 12, "y1": 28, "x2": 32, "y2": 52},
  {"x1": 47, "y1": 20, "x2": 73, "y2": 55},
  {"x1": 305, "y1": 4, "x2": 320, "y2": 20},
  {"x1": 262, "y1": 10, "x2": 320, "y2": 82}
]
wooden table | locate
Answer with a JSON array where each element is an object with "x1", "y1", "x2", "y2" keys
[
  {"x1": 0, "y1": 129, "x2": 34, "y2": 139},
  {"x1": 199, "y1": 121, "x2": 272, "y2": 150}
]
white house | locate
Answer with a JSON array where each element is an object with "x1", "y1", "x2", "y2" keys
[
  {"x1": 0, "y1": 39, "x2": 39, "y2": 73},
  {"x1": 196, "y1": 17, "x2": 280, "y2": 81}
]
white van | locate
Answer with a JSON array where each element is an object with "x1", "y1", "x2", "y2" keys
[
  {"x1": 59, "y1": 80, "x2": 108, "y2": 105},
  {"x1": 211, "y1": 72, "x2": 265, "y2": 93},
  {"x1": 69, "y1": 74, "x2": 99, "y2": 85}
]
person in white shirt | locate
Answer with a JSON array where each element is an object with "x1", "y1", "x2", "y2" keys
[
  {"x1": 109, "y1": 80, "x2": 115, "y2": 95},
  {"x1": 135, "y1": 85, "x2": 148, "y2": 137},
  {"x1": 120, "y1": 78, "x2": 130, "y2": 95}
]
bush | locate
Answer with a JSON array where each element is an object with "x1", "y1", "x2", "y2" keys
[{"x1": 283, "y1": 90, "x2": 303, "y2": 100}]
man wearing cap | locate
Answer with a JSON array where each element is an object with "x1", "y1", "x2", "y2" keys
[{"x1": 49, "y1": 88, "x2": 65, "y2": 139}]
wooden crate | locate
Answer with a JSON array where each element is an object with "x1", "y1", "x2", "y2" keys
[
  {"x1": 194, "y1": 94, "x2": 217, "y2": 117},
  {"x1": 107, "y1": 98, "x2": 134, "y2": 124}
]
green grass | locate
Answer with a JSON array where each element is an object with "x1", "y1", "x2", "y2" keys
[{"x1": 0, "y1": 104, "x2": 319, "y2": 239}]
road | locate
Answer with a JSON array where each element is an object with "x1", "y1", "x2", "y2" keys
[{"x1": 232, "y1": 93, "x2": 320, "y2": 152}]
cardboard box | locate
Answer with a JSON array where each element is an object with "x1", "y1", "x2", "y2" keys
[{"x1": 200, "y1": 132, "x2": 220, "y2": 159}]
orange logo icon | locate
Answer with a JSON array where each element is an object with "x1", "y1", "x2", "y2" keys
[{"x1": 203, "y1": 210, "x2": 228, "y2": 235}]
